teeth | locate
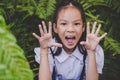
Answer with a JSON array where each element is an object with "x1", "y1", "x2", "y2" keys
[{"x1": 65, "y1": 36, "x2": 75, "y2": 39}]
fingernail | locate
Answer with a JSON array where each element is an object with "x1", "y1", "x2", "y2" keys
[
  {"x1": 42, "y1": 21, "x2": 44, "y2": 23},
  {"x1": 32, "y1": 33, "x2": 35, "y2": 35},
  {"x1": 38, "y1": 24, "x2": 41, "y2": 27}
]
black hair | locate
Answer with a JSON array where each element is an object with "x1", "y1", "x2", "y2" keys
[
  {"x1": 51, "y1": 0, "x2": 87, "y2": 80},
  {"x1": 52, "y1": 0, "x2": 87, "y2": 56}
]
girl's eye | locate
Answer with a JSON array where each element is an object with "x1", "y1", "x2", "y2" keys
[
  {"x1": 74, "y1": 23, "x2": 80, "y2": 25},
  {"x1": 61, "y1": 23, "x2": 66, "y2": 25}
]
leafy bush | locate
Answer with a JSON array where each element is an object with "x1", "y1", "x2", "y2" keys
[
  {"x1": 0, "y1": 0, "x2": 120, "y2": 80},
  {"x1": 0, "y1": 15, "x2": 33, "y2": 80}
]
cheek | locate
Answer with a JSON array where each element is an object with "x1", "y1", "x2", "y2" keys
[
  {"x1": 76, "y1": 29, "x2": 84, "y2": 38},
  {"x1": 57, "y1": 26, "x2": 65, "y2": 34},
  {"x1": 57, "y1": 30, "x2": 64, "y2": 37}
]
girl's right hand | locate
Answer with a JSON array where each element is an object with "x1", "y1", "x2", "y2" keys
[{"x1": 32, "y1": 21, "x2": 62, "y2": 50}]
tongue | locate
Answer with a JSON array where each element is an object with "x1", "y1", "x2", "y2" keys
[{"x1": 67, "y1": 39, "x2": 74, "y2": 44}]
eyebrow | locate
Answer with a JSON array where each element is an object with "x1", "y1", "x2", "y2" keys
[
  {"x1": 59, "y1": 19, "x2": 82, "y2": 22},
  {"x1": 73, "y1": 19, "x2": 82, "y2": 22}
]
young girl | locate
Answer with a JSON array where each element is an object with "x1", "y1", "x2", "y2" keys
[{"x1": 33, "y1": 0, "x2": 107, "y2": 80}]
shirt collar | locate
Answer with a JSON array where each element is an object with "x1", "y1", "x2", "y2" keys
[
  {"x1": 55, "y1": 46, "x2": 83, "y2": 63},
  {"x1": 71, "y1": 47, "x2": 83, "y2": 61},
  {"x1": 55, "y1": 48, "x2": 69, "y2": 63}
]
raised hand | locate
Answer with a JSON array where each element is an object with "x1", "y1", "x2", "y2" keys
[
  {"x1": 80, "y1": 22, "x2": 107, "y2": 51},
  {"x1": 32, "y1": 21, "x2": 62, "y2": 49}
]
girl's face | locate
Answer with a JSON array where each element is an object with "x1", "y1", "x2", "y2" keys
[{"x1": 54, "y1": 6, "x2": 85, "y2": 53}]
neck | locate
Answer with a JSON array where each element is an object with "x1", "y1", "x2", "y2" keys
[{"x1": 63, "y1": 46, "x2": 76, "y2": 54}]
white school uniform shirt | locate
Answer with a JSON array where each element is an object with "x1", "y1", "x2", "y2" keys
[{"x1": 34, "y1": 45, "x2": 104, "y2": 80}]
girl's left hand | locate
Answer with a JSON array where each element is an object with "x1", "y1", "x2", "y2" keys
[{"x1": 80, "y1": 22, "x2": 107, "y2": 51}]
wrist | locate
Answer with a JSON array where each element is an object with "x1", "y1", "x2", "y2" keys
[
  {"x1": 87, "y1": 50, "x2": 96, "y2": 60},
  {"x1": 40, "y1": 48, "x2": 48, "y2": 56},
  {"x1": 40, "y1": 53, "x2": 48, "y2": 57},
  {"x1": 40, "y1": 47, "x2": 48, "y2": 52},
  {"x1": 87, "y1": 50, "x2": 96, "y2": 56}
]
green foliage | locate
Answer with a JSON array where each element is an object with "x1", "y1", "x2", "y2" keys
[
  {"x1": 77, "y1": 0, "x2": 106, "y2": 10},
  {"x1": 105, "y1": 0, "x2": 120, "y2": 14},
  {"x1": 10, "y1": 15, "x2": 40, "y2": 79},
  {"x1": 104, "y1": 37, "x2": 120, "y2": 56},
  {"x1": 0, "y1": 0, "x2": 120, "y2": 80},
  {"x1": 0, "y1": 15, "x2": 33, "y2": 80},
  {"x1": 0, "y1": 15, "x2": 6, "y2": 28},
  {"x1": 36, "y1": 0, "x2": 56, "y2": 19}
]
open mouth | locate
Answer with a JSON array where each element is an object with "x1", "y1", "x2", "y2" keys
[{"x1": 65, "y1": 36, "x2": 75, "y2": 45}]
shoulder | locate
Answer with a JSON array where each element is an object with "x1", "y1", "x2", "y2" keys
[
  {"x1": 96, "y1": 45, "x2": 104, "y2": 61},
  {"x1": 86, "y1": 45, "x2": 104, "y2": 74},
  {"x1": 34, "y1": 47, "x2": 55, "y2": 64},
  {"x1": 96, "y1": 45, "x2": 104, "y2": 74}
]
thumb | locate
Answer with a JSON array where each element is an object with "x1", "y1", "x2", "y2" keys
[
  {"x1": 80, "y1": 41, "x2": 86, "y2": 46},
  {"x1": 49, "y1": 42, "x2": 63, "y2": 48}
]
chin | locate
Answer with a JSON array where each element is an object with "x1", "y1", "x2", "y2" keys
[{"x1": 63, "y1": 43, "x2": 77, "y2": 50}]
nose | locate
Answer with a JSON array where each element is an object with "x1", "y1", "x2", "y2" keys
[{"x1": 67, "y1": 24, "x2": 75, "y2": 33}]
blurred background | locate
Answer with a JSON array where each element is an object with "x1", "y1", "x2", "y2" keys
[{"x1": 0, "y1": 0, "x2": 120, "y2": 80}]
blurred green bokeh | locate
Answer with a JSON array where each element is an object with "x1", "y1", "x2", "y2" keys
[
  {"x1": 0, "y1": 0, "x2": 120, "y2": 80},
  {"x1": 0, "y1": 15, "x2": 33, "y2": 80}
]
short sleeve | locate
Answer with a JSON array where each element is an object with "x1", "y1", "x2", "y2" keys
[
  {"x1": 34, "y1": 47, "x2": 54, "y2": 72},
  {"x1": 96, "y1": 45, "x2": 104, "y2": 74}
]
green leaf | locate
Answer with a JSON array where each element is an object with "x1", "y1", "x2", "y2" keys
[
  {"x1": 104, "y1": 37, "x2": 120, "y2": 56},
  {"x1": 0, "y1": 15, "x2": 33, "y2": 80}
]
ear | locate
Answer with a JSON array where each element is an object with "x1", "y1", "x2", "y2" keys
[{"x1": 53, "y1": 23, "x2": 58, "y2": 33}]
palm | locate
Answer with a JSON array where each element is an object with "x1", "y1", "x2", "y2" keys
[
  {"x1": 39, "y1": 33, "x2": 52, "y2": 49},
  {"x1": 80, "y1": 22, "x2": 107, "y2": 51},
  {"x1": 85, "y1": 34, "x2": 100, "y2": 51},
  {"x1": 33, "y1": 21, "x2": 62, "y2": 49}
]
